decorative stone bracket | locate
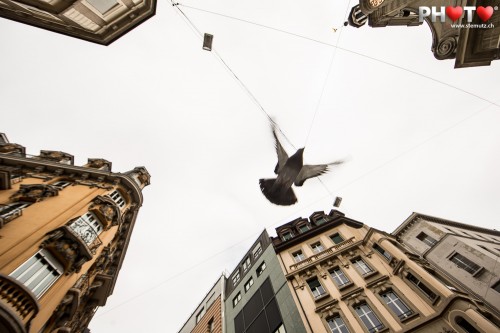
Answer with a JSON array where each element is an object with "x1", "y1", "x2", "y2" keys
[
  {"x1": 89, "y1": 196, "x2": 122, "y2": 230},
  {"x1": 10, "y1": 184, "x2": 59, "y2": 202},
  {"x1": 40, "y1": 227, "x2": 93, "y2": 275}
]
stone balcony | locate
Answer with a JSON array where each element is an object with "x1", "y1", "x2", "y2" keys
[
  {"x1": 289, "y1": 237, "x2": 358, "y2": 273},
  {"x1": 0, "y1": 274, "x2": 39, "y2": 333}
]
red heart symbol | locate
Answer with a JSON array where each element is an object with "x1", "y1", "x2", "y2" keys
[
  {"x1": 476, "y1": 6, "x2": 493, "y2": 22},
  {"x1": 446, "y1": 6, "x2": 463, "y2": 22}
]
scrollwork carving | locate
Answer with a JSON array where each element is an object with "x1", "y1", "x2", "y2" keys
[
  {"x1": 40, "y1": 227, "x2": 93, "y2": 275},
  {"x1": 10, "y1": 184, "x2": 59, "y2": 202},
  {"x1": 435, "y1": 36, "x2": 458, "y2": 60},
  {"x1": 89, "y1": 196, "x2": 122, "y2": 229}
]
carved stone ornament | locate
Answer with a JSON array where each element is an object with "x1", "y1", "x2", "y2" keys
[
  {"x1": 368, "y1": 0, "x2": 384, "y2": 7},
  {"x1": 40, "y1": 228, "x2": 93, "y2": 275},
  {"x1": 87, "y1": 158, "x2": 111, "y2": 170},
  {"x1": 39, "y1": 150, "x2": 73, "y2": 163},
  {"x1": 436, "y1": 36, "x2": 458, "y2": 60},
  {"x1": 89, "y1": 196, "x2": 122, "y2": 229},
  {"x1": 10, "y1": 184, "x2": 59, "y2": 202},
  {"x1": 0, "y1": 143, "x2": 25, "y2": 154}
]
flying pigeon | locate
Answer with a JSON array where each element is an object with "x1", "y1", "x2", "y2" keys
[{"x1": 259, "y1": 126, "x2": 343, "y2": 206}]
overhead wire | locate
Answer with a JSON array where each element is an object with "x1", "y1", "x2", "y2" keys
[
  {"x1": 171, "y1": 1, "x2": 297, "y2": 149},
  {"x1": 176, "y1": 3, "x2": 499, "y2": 109},
  {"x1": 95, "y1": 3, "x2": 499, "y2": 319},
  {"x1": 94, "y1": 101, "x2": 499, "y2": 319}
]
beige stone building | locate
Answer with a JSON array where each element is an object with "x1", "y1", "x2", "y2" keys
[
  {"x1": 393, "y1": 212, "x2": 500, "y2": 316},
  {"x1": 0, "y1": 133, "x2": 150, "y2": 332},
  {"x1": 0, "y1": 0, "x2": 157, "y2": 45},
  {"x1": 272, "y1": 210, "x2": 500, "y2": 333}
]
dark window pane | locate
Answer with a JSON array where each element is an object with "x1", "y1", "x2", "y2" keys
[
  {"x1": 246, "y1": 312, "x2": 269, "y2": 333},
  {"x1": 235, "y1": 312, "x2": 244, "y2": 332},
  {"x1": 266, "y1": 298, "x2": 282, "y2": 331},
  {"x1": 330, "y1": 233, "x2": 344, "y2": 244}
]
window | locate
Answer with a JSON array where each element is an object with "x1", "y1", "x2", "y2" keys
[
  {"x1": 282, "y1": 231, "x2": 294, "y2": 241},
  {"x1": 330, "y1": 233, "x2": 344, "y2": 244},
  {"x1": 256, "y1": 262, "x2": 267, "y2": 277},
  {"x1": 381, "y1": 291, "x2": 413, "y2": 320},
  {"x1": 449, "y1": 253, "x2": 481, "y2": 274},
  {"x1": 68, "y1": 212, "x2": 103, "y2": 245},
  {"x1": 52, "y1": 181, "x2": 71, "y2": 189},
  {"x1": 307, "y1": 277, "x2": 326, "y2": 299},
  {"x1": 0, "y1": 202, "x2": 31, "y2": 218},
  {"x1": 407, "y1": 272, "x2": 437, "y2": 301},
  {"x1": 416, "y1": 232, "x2": 437, "y2": 246},
  {"x1": 327, "y1": 315, "x2": 350, "y2": 333},
  {"x1": 243, "y1": 257, "x2": 251, "y2": 272},
  {"x1": 298, "y1": 224, "x2": 310, "y2": 233},
  {"x1": 352, "y1": 258, "x2": 374, "y2": 276},
  {"x1": 108, "y1": 189, "x2": 126, "y2": 208},
  {"x1": 252, "y1": 243, "x2": 263, "y2": 258},
  {"x1": 196, "y1": 307, "x2": 205, "y2": 323},
  {"x1": 315, "y1": 217, "x2": 328, "y2": 225},
  {"x1": 9, "y1": 249, "x2": 64, "y2": 298},
  {"x1": 244, "y1": 277, "x2": 254, "y2": 292},
  {"x1": 292, "y1": 250, "x2": 306, "y2": 263},
  {"x1": 329, "y1": 267, "x2": 351, "y2": 288},
  {"x1": 492, "y1": 280, "x2": 500, "y2": 293},
  {"x1": 373, "y1": 244, "x2": 392, "y2": 261},
  {"x1": 87, "y1": 0, "x2": 118, "y2": 14},
  {"x1": 208, "y1": 318, "x2": 214, "y2": 332},
  {"x1": 311, "y1": 242, "x2": 325, "y2": 253},
  {"x1": 233, "y1": 292, "x2": 242, "y2": 307},
  {"x1": 354, "y1": 303, "x2": 384, "y2": 333},
  {"x1": 455, "y1": 316, "x2": 480, "y2": 333},
  {"x1": 232, "y1": 272, "x2": 240, "y2": 285},
  {"x1": 273, "y1": 324, "x2": 286, "y2": 333}
]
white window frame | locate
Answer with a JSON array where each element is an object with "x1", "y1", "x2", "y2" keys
[
  {"x1": 108, "y1": 189, "x2": 126, "y2": 208},
  {"x1": 9, "y1": 249, "x2": 64, "y2": 298}
]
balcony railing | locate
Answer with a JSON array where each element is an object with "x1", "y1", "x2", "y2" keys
[
  {"x1": 66, "y1": 220, "x2": 103, "y2": 255},
  {"x1": 0, "y1": 274, "x2": 39, "y2": 328},
  {"x1": 290, "y1": 237, "x2": 356, "y2": 271}
]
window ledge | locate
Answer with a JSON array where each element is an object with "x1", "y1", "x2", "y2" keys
[
  {"x1": 314, "y1": 293, "x2": 330, "y2": 302},
  {"x1": 362, "y1": 271, "x2": 379, "y2": 280},
  {"x1": 400, "y1": 312, "x2": 420, "y2": 323},
  {"x1": 338, "y1": 282, "x2": 355, "y2": 291}
]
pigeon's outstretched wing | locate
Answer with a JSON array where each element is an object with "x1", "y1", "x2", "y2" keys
[
  {"x1": 272, "y1": 126, "x2": 289, "y2": 174},
  {"x1": 294, "y1": 160, "x2": 344, "y2": 186}
]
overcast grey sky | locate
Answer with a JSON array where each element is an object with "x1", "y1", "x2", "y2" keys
[{"x1": 1, "y1": 0, "x2": 499, "y2": 332}]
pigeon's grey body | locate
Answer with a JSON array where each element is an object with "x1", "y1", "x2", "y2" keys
[{"x1": 259, "y1": 126, "x2": 343, "y2": 206}]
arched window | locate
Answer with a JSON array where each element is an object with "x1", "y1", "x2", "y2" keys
[{"x1": 455, "y1": 316, "x2": 480, "y2": 333}]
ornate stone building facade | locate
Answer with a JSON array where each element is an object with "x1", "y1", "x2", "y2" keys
[
  {"x1": 393, "y1": 212, "x2": 500, "y2": 316},
  {"x1": 0, "y1": 0, "x2": 157, "y2": 45},
  {"x1": 348, "y1": 0, "x2": 500, "y2": 68},
  {"x1": 272, "y1": 210, "x2": 500, "y2": 333},
  {"x1": 0, "y1": 133, "x2": 150, "y2": 333}
]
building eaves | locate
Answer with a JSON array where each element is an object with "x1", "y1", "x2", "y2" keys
[{"x1": 392, "y1": 212, "x2": 500, "y2": 238}]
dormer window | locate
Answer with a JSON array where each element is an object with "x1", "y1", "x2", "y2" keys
[
  {"x1": 298, "y1": 224, "x2": 310, "y2": 233},
  {"x1": 282, "y1": 231, "x2": 294, "y2": 241},
  {"x1": 108, "y1": 189, "x2": 126, "y2": 208}
]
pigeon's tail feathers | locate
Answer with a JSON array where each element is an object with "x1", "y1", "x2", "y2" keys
[{"x1": 259, "y1": 178, "x2": 297, "y2": 206}]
